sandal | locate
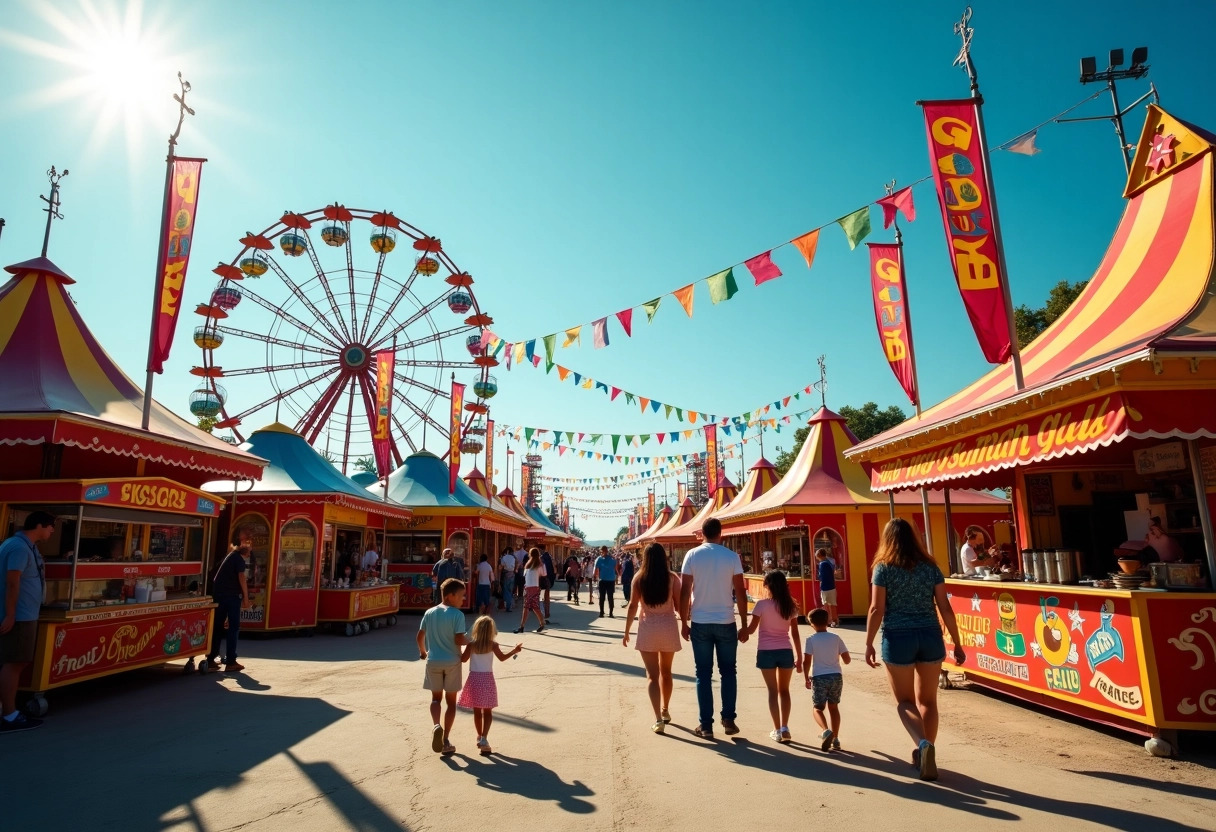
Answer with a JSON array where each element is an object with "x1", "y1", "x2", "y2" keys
[
  {"x1": 431, "y1": 724, "x2": 444, "y2": 753},
  {"x1": 693, "y1": 725, "x2": 714, "y2": 739},
  {"x1": 513, "y1": 627, "x2": 524, "y2": 634},
  {"x1": 653, "y1": 720, "x2": 664, "y2": 735},
  {"x1": 441, "y1": 743, "x2": 456, "y2": 756},
  {"x1": 779, "y1": 728, "x2": 792, "y2": 744},
  {"x1": 535, "y1": 625, "x2": 545, "y2": 633},
  {"x1": 660, "y1": 709, "x2": 671, "y2": 724},
  {"x1": 479, "y1": 743, "x2": 492, "y2": 756}
]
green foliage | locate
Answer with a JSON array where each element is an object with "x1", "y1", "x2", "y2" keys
[
  {"x1": 1014, "y1": 280, "x2": 1088, "y2": 349},
  {"x1": 196, "y1": 416, "x2": 218, "y2": 434},
  {"x1": 773, "y1": 402, "x2": 907, "y2": 477},
  {"x1": 353, "y1": 456, "x2": 377, "y2": 474}
]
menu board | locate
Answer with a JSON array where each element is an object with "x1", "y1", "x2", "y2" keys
[{"x1": 149, "y1": 526, "x2": 186, "y2": 560}]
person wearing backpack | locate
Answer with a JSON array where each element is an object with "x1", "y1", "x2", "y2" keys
[
  {"x1": 431, "y1": 549, "x2": 461, "y2": 605},
  {"x1": 205, "y1": 541, "x2": 252, "y2": 673}
]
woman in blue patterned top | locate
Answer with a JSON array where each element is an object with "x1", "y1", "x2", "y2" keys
[{"x1": 864, "y1": 518, "x2": 966, "y2": 782}]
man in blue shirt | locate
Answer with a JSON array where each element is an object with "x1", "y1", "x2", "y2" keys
[
  {"x1": 1, "y1": 511, "x2": 56, "y2": 733},
  {"x1": 595, "y1": 546, "x2": 620, "y2": 618},
  {"x1": 815, "y1": 548, "x2": 839, "y2": 627}
]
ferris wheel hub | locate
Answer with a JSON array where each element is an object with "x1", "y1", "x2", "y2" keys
[{"x1": 341, "y1": 344, "x2": 372, "y2": 369}]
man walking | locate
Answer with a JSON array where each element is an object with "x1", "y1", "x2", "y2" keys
[
  {"x1": 513, "y1": 543, "x2": 528, "y2": 601},
  {"x1": 431, "y1": 548, "x2": 461, "y2": 605},
  {"x1": 680, "y1": 518, "x2": 748, "y2": 739},
  {"x1": 620, "y1": 553, "x2": 636, "y2": 603},
  {"x1": 1, "y1": 511, "x2": 55, "y2": 732},
  {"x1": 595, "y1": 546, "x2": 620, "y2": 618},
  {"x1": 499, "y1": 547, "x2": 516, "y2": 613},
  {"x1": 206, "y1": 540, "x2": 253, "y2": 673}
]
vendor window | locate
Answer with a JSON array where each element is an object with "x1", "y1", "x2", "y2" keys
[{"x1": 813, "y1": 528, "x2": 846, "y2": 582}]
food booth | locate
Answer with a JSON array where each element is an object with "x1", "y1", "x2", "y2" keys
[
  {"x1": 718, "y1": 408, "x2": 1010, "y2": 619},
  {"x1": 376, "y1": 451, "x2": 531, "y2": 611},
  {"x1": 845, "y1": 106, "x2": 1216, "y2": 753},
  {"x1": 644, "y1": 498, "x2": 697, "y2": 560},
  {"x1": 0, "y1": 255, "x2": 267, "y2": 714},
  {"x1": 204, "y1": 423, "x2": 408, "y2": 636}
]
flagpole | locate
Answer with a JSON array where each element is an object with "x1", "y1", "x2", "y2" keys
[
  {"x1": 954, "y1": 7, "x2": 1025, "y2": 392},
  {"x1": 142, "y1": 73, "x2": 195, "y2": 431}
]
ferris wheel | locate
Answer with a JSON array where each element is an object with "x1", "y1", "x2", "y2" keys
[{"x1": 188, "y1": 204, "x2": 498, "y2": 473}]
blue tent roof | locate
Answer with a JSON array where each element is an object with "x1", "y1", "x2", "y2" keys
[
  {"x1": 526, "y1": 505, "x2": 568, "y2": 537},
  {"x1": 373, "y1": 450, "x2": 497, "y2": 511},
  {"x1": 350, "y1": 471, "x2": 379, "y2": 487}
]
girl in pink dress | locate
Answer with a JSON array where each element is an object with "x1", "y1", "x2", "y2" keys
[
  {"x1": 622, "y1": 542, "x2": 683, "y2": 735},
  {"x1": 744, "y1": 570, "x2": 803, "y2": 743},
  {"x1": 459, "y1": 615, "x2": 523, "y2": 755}
]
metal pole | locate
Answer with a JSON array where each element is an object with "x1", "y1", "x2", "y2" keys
[
  {"x1": 1186, "y1": 440, "x2": 1216, "y2": 587},
  {"x1": 943, "y1": 489, "x2": 957, "y2": 572},
  {"x1": 920, "y1": 487, "x2": 934, "y2": 556},
  {"x1": 1107, "y1": 77, "x2": 1133, "y2": 175},
  {"x1": 888, "y1": 491, "x2": 896, "y2": 521}
]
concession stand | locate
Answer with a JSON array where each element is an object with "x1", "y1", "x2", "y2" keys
[
  {"x1": 645, "y1": 498, "x2": 697, "y2": 557},
  {"x1": 718, "y1": 408, "x2": 1010, "y2": 618},
  {"x1": 203, "y1": 423, "x2": 409, "y2": 636},
  {"x1": 845, "y1": 106, "x2": 1216, "y2": 752},
  {"x1": 0, "y1": 255, "x2": 267, "y2": 714},
  {"x1": 377, "y1": 451, "x2": 530, "y2": 611}
]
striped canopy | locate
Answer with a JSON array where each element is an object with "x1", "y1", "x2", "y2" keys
[
  {"x1": 641, "y1": 498, "x2": 697, "y2": 546},
  {"x1": 464, "y1": 474, "x2": 545, "y2": 539},
  {"x1": 0, "y1": 256, "x2": 265, "y2": 481},
  {"x1": 624, "y1": 503, "x2": 674, "y2": 549},
  {"x1": 660, "y1": 475, "x2": 740, "y2": 543},
  {"x1": 713, "y1": 457, "x2": 780, "y2": 522}
]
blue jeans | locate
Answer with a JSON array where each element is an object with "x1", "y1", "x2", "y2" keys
[
  {"x1": 209, "y1": 595, "x2": 241, "y2": 664},
  {"x1": 501, "y1": 573, "x2": 515, "y2": 611},
  {"x1": 691, "y1": 622, "x2": 738, "y2": 731}
]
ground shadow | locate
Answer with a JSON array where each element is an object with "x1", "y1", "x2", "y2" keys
[
  {"x1": 1067, "y1": 769, "x2": 1216, "y2": 801},
  {"x1": 524, "y1": 646, "x2": 697, "y2": 684},
  {"x1": 446, "y1": 752, "x2": 596, "y2": 814},
  {"x1": 461, "y1": 710, "x2": 555, "y2": 733},
  {"x1": 284, "y1": 749, "x2": 407, "y2": 832}
]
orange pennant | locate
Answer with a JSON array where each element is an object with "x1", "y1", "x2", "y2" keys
[
  {"x1": 673, "y1": 284, "x2": 695, "y2": 317},
  {"x1": 688, "y1": 411, "x2": 698, "y2": 423},
  {"x1": 557, "y1": 366, "x2": 571, "y2": 381},
  {"x1": 639, "y1": 396, "x2": 650, "y2": 412},
  {"x1": 791, "y1": 229, "x2": 820, "y2": 269}
]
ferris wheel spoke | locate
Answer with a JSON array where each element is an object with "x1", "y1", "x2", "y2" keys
[
  {"x1": 375, "y1": 323, "x2": 476, "y2": 356},
  {"x1": 365, "y1": 267, "x2": 423, "y2": 345},
  {"x1": 299, "y1": 371, "x2": 352, "y2": 444},
  {"x1": 391, "y1": 413, "x2": 418, "y2": 454},
  {"x1": 265, "y1": 254, "x2": 350, "y2": 343},
  {"x1": 216, "y1": 325, "x2": 339, "y2": 356},
  {"x1": 230, "y1": 365, "x2": 341, "y2": 424},
  {"x1": 238, "y1": 283, "x2": 345, "y2": 351},
  {"x1": 221, "y1": 358, "x2": 336, "y2": 378},
  {"x1": 301, "y1": 228, "x2": 356, "y2": 341},
  {"x1": 367, "y1": 291, "x2": 450, "y2": 352},
  {"x1": 396, "y1": 359, "x2": 481, "y2": 371},
  {"x1": 357, "y1": 250, "x2": 390, "y2": 343},
  {"x1": 345, "y1": 242, "x2": 360, "y2": 339},
  {"x1": 392, "y1": 385, "x2": 449, "y2": 441},
  {"x1": 393, "y1": 371, "x2": 442, "y2": 398},
  {"x1": 340, "y1": 376, "x2": 358, "y2": 474}
]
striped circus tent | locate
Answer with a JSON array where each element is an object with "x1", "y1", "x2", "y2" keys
[
  {"x1": 470, "y1": 476, "x2": 547, "y2": 541},
  {"x1": 0, "y1": 256, "x2": 265, "y2": 482},
  {"x1": 714, "y1": 457, "x2": 781, "y2": 520},
  {"x1": 655, "y1": 475, "x2": 740, "y2": 553},
  {"x1": 642, "y1": 497, "x2": 697, "y2": 547},
  {"x1": 623, "y1": 503, "x2": 674, "y2": 551}
]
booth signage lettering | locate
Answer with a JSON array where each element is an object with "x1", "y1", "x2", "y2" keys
[
  {"x1": 353, "y1": 586, "x2": 399, "y2": 617},
  {"x1": 873, "y1": 395, "x2": 1126, "y2": 489},
  {"x1": 81, "y1": 480, "x2": 220, "y2": 517},
  {"x1": 945, "y1": 588, "x2": 1145, "y2": 715},
  {"x1": 48, "y1": 608, "x2": 211, "y2": 684}
]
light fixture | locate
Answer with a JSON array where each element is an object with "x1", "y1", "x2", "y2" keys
[
  {"x1": 1130, "y1": 46, "x2": 1148, "y2": 69},
  {"x1": 1109, "y1": 48, "x2": 1124, "y2": 68},
  {"x1": 1079, "y1": 56, "x2": 1097, "y2": 81}
]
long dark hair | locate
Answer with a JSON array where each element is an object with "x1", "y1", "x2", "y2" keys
[
  {"x1": 764, "y1": 570, "x2": 796, "y2": 620},
  {"x1": 873, "y1": 517, "x2": 935, "y2": 571},
  {"x1": 526, "y1": 547, "x2": 541, "y2": 569},
  {"x1": 639, "y1": 543, "x2": 672, "y2": 607}
]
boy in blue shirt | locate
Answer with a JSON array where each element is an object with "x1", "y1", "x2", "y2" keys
[{"x1": 417, "y1": 578, "x2": 468, "y2": 755}]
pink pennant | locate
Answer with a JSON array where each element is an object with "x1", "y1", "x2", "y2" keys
[
  {"x1": 876, "y1": 186, "x2": 916, "y2": 229},
  {"x1": 592, "y1": 316, "x2": 610, "y2": 349},
  {"x1": 611, "y1": 387, "x2": 622, "y2": 401},
  {"x1": 744, "y1": 251, "x2": 782, "y2": 285},
  {"x1": 616, "y1": 308, "x2": 633, "y2": 337},
  {"x1": 531, "y1": 354, "x2": 542, "y2": 367},
  {"x1": 479, "y1": 329, "x2": 497, "y2": 349}
]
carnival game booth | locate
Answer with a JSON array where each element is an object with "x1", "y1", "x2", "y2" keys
[
  {"x1": 658, "y1": 476, "x2": 740, "y2": 569},
  {"x1": 846, "y1": 106, "x2": 1216, "y2": 751},
  {"x1": 717, "y1": 408, "x2": 1010, "y2": 619},
  {"x1": 0, "y1": 256, "x2": 268, "y2": 714},
  {"x1": 376, "y1": 451, "x2": 531, "y2": 611},
  {"x1": 203, "y1": 423, "x2": 409, "y2": 635}
]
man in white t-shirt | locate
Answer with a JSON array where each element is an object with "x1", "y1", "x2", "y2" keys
[
  {"x1": 960, "y1": 527, "x2": 987, "y2": 576},
  {"x1": 679, "y1": 517, "x2": 748, "y2": 739},
  {"x1": 499, "y1": 548, "x2": 517, "y2": 613},
  {"x1": 474, "y1": 554, "x2": 494, "y2": 615},
  {"x1": 361, "y1": 544, "x2": 380, "y2": 573}
]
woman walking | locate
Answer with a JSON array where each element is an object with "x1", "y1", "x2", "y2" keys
[
  {"x1": 513, "y1": 548, "x2": 546, "y2": 634},
  {"x1": 743, "y1": 569, "x2": 802, "y2": 743},
  {"x1": 864, "y1": 518, "x2": 966, "y2": 781},
  {"x1": 621, "y1": 543, "x2": 683, "y2": 734}
]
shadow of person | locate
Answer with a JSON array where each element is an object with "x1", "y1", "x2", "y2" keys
[
  {"x1": 447, "y1": 753, "x2": 596, "y2": 814},
  {"x1": 524, "y1": 647, "x2": 696, "y2": 684},
  {"x1": 283, "y1": 750, "x2": 407, "y2": 832}
]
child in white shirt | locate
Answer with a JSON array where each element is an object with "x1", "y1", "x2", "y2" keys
[{"x1": 804, "y1": 607, "x2": 850, "y2": 751}]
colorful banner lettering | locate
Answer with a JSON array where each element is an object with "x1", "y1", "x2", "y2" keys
[
  {"x1": 449, "y1": 381, "x2": 465, "y2": 494},
  {"x1": 149, "y1": 157, "x2": 205, "y2": 374},
  {"x1": 647, "y1": 490, "x2": 655, "y2": 525},
  {"x1": 485, "y1": 418, "x2": 495, "y2": 493},
  {"x1": 705, "y1": 424, "x2": 719, "y2": 495},
  {"x1": 373, "y1": 349, "x2": 395, "y2": 476},
  {"x1": 867, "y1": 243, "x2": 918, "y2": 407},
  {"x1": 921, "y1": 99, "x2": 1012, "y2": 365},
  {"x1": 521, "y1": 459, "x2": 532, "y2": 508}
]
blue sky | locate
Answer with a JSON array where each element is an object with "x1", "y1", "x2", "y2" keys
[{"x1": 2, "y1": 0, "x2": 1214, "y2": 539}]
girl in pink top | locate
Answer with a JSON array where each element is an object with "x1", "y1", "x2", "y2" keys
[{"x1": 744, "y1": 570, "x2": 802, "y2": 743}]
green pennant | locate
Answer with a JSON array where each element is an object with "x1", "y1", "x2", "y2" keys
[
  {"x1": 624, "y1": 435, "x2": 634, "y2": 446},
  {"x1": 675, "y1": 408, "x2": 683, "y2": 421},
  {"x1": 642, "y1": 297, "x2": 662, "y2": 323},
  {"x1": 590, "y1": 434, "x2": 602, "y2": 444},
  {"x1": 566, "y1": 432, "x2": 574, "y2": 444},
  {"x1": 707, "y1": 267, "x2": 738, "y2": 304},
  {"x1": 525, "y1": 428, "x2": 535, "y2": 443},
  {"x1": 640, "y1": 435, "x2": 650, "y2": 445},
  {"x1": 625, "y1": 392, "x2": 636, "y2": 405},
  {"x1": 612, "y1": 435, "x2": 621, "y2": 453},
  {"x1": 543, "y1": 334, "x2": 556, "y2": 365},
  {"x1": 664, "y1": 404, "x2": 673, "y2": 419},
  {"x1": 545, "y1": 360, "x2": 555, "y2": 374},
  {"x1": 837, "y1": 205, "x2": 872, "y2": 250}
]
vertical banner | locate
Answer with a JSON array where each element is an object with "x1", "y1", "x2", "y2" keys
[
  {"x1": 866, "y1": 243, "x2": 919, "y2": 407},
  {"x1": 678, "y1": 481, "x2": 687, "y2": 505},
  {"x1": 372, "y1": 350, "x2": 396, "y2": 476},
  {"x1": 704, "y1": 425, "x2": 719, "y2": 495},
  {"x1": 521, "y1": 461, "x2": 532, "y2": 508},
  {"x1": 449, "y1": 381, "x2": 465, "y2": 493},
  {"x1": 149, "y1": 157, "x2": 206, "y2": 373},
  {"x1": 647, "y1": 490, "x2": 655, "y2": 526},
  {"x1": 485, "y1": 418, "x2": 495, "y2": 495},
  {"x1": 629, "y1": 513, "x2": 637, "y2": 539},
  {"x1": 562, "y1": 503, "x2": 569, "y2": 531},
  {"x1": 920, "y1": 100, "x2": 1012, "y2": 364}
]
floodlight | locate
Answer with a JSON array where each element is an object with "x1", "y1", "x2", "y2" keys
[
  {"x1": 1131, "y1": 46, "x2": 1148, "y2": 68},
  {"x1": 1109, "y1": 48, "x2": 1124, "y2": 68},
  {"x1": 1080, "y1": 56, "x2": 1097, "y2": 79}
]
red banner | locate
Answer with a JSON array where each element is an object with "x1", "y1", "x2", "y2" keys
[
  {"x1": 705, "y1": 425, "x2": 719, "y2": 495},
  {"x1": 149, "y1": 157, "x2": 205, "y2": 374},
  {"x1": 449, "y1": 381, "x2": 465, "y2": 493},
  {"x1": 647, "y1": 490, "x2": 655, "y2": 525},
  {"x1": 920, "y1": 100, "x2": 1011, "y2": 365},
  {"x1": 562, "y1": 504, "x2": 569, "y2": 531},
  {"x1": 867, "y1": 243, "x2": 918, "y2": 407},
  {"x1": 373, "y1": 350, "x2": 395, "y2": 476},
  {"x1": 485, "y1": 418, "x2": 495, "y2": 494}
]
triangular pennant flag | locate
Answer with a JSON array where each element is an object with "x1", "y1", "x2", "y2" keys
[
  {"x1": 837, "y1": 206, "x2": 872, "y2": 250},
  {"x1": 790, "y1": 229, "x2": 820, "y2": 269},
  {"x1": 876, "y1": 185, "x2": 917, "y2": 228},
  {"x1": 525, "y1": 340, "x2": 536, "y2": 362},
  {"x1": 616, "y1": 308, "x2": 633, "y2": 337},
  {"x1": 657, "y1": 433, "x2": 665, "y2": 445},
  {"x1": 558, "y1": 445, "x2": 567, "y2": 456},
  {"x1": 707, "y1": 267, "x2": 739, "y2": 304},
  {"x1": 513, "y1": 341, "x2": 527, "y2": 366},
  {"x1": 595, "y1": 381, "x2": 608, "y2": 394},
  {"x1": 688, "y1": 411, "x2": 698, "y2": 423},
  {"x1": 640, "y1": 435, "x2": 650, "y2": 445},
  {"x1": 1005, "y1": 130, "x2": 1041, "y2": 156},
  {"x1": 664, "y1": 404, "x2": 673, "y2": 419},
  {"x1": 505, "y1": 344, "x2": 513, "y2": 370},
  {"x1": 531, "y1": 354, "x2": 541, "y2": 367},
  {"x1": 545, "y1": 359, "x2": 554, "y2": 373},
  {"x1": 642, "y1": 297, "x2": 662, "y2": 323},
  {"x1": 590, "y1": 434, "x2": 601, "y2": 444},
  {"x1": 566, "y1": 432, "x2": 574, "y2": 444},
  {"x1": 581, "y1": 377, "x2": 593, "y2": 389},
  {"x1": 625, "y1": 393, "x2": 635, "y2": 405},
  {"x1": 650, "y1": 400, "x2": 662, "y2": 413},
  {"x1": 743, "y1": 252, "x2": 782, "y2": 286},
  {"x1": 723, "y1": 425, "x2": 732, "y2": 436},
  {"x1": 563, "y1": 326, "x2": 582, "y2": 348},
  {"x1": 557, "y1": 365, "x2": 571, "y2": 381},
  {"x1": 525, "y1": 428, "x2": 535, "y2": 443},
  {"x1": 675, "y1": 408, "x2": 683, "y2": 421},
  {"x1": 624, "y1": 435, "x2": 634, "y2": 446},
  {"x1": 542, "y1": 442, "x2": 551, "y2": 451},
  {"x1": 578, "y1": 433, "x2": 585, "y2": 442},
  {"x1": 683, "y1": 430, "x2": 693, "y2": 439},
  {"x1": 592, "y1": 317, "x2": 610, "y2": 349},
  {"x1": 673, "y1": 284, "x2": 695, "y2": 317},
  {"x1": 572, "y1": 373, "x2": 581, "y2": 385},
  {"x1": 610, "y1": 387, "x2": 622, "y2": 401},
  {"x1": 639, "y1": 397, "x2": 650, "y2": 412},
  {"x1": 543, "y1": 334, "x2": 556, "y2": 365}
]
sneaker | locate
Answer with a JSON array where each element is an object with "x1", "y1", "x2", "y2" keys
[
  {"x1": 820, "y1": 729, "x2": 834, "y2": 751},
  {"x1": 598, "y1": 612, "x2": 604, "y2": 618},
  {"x1": 431, "y1": 724, "x2": 444, "y2": 753},
  {"x1": 769, "y1": 729, "x2": 782, "y2": 742},
  {"x1": 204, "y1": 659, "x2": 222, "y2": 672},
  {"x1": 223, "y1": 662, "x2": 245, "y2": 673},
  {"x1": 441, "y1": 742, "x2": 456, "y2": 756},
  {"x1": 693, "y1": 725, "x2": 714, "y2": 739},
  {"x1": 721, "y1": 719, "x2": 740, "y2": 736},
  {"x1": 918, "y1": 739, "x2": 938, "y2": 781},
  {"x1": 608, "y1": 613, "x2": 615, "y2": 618},
  {"x1": 0, "y1": 714, "x2": 42, "y2": 733},
  {"x1": 832, "y1": 738, "x2": 841, "y2": 751},
  {"x1": 660, "y1": 709, "x2": 671, "y2": 724},
  {"x1": 779, "y1": 728, "x2": 792, "y2": 744},
  {"x1": 653, "y1": 720, "x2": 665, "y2": 735}
]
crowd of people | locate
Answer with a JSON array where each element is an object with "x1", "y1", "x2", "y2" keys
[{"x1": 416, "y1": 516, "x2": 966, "y2": 782}]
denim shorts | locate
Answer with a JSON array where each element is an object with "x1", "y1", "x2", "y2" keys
[
  {"x1": 881, "y1": 626, "x2": 946, "y2": 666},
  {"x1": 756, "y1": 648, "x2": 795, "y2": 670}
]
